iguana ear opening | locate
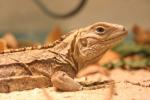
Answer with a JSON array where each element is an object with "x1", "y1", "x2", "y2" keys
[{"x1": 80, "y1": 38, "x2": 88, "y2": 47}]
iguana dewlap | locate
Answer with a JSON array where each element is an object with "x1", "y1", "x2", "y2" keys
[{"x1": 0, "y1": 22, "x2": 127, "y2": 92}]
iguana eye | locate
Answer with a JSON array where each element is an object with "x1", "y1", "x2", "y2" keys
[{"x1": 95, "y1": 27, "x2": 105, "y2": 34}]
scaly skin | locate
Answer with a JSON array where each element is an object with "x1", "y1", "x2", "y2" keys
[{"x1": 0, "y1": 22, "x2": 127, "y2": 92}]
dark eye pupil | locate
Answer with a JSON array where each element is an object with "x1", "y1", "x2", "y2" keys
[{"x1": 96, "y1": 27, "x2": 104, "y2": 33}]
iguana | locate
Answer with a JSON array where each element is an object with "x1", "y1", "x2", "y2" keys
[{"x1": 0, "y1": 22, "x2": 127, "y2": 93}]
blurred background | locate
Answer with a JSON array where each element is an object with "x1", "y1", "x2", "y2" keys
[
  {"x1": 0, "y1": 0, "x2": 150, "y2": 41},
  {"x1": 0, "y1": 0, "x2": 149, "y2": 69}
]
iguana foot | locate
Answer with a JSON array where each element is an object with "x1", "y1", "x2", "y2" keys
[{"x1": 51, "y1": 71, "x2": 82, "y2": 91}]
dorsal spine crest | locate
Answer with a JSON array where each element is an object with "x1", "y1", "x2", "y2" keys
[{"x1": 0, "y1": 31, "x2": 72, "y2": 54}]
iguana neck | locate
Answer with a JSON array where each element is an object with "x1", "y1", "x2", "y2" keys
[
  {"x1": 50, "y1": 30, "x2": 79, "y2": 73},
  {"x1": 52, "y1": 30, "x2": 78, "y2": 53}
]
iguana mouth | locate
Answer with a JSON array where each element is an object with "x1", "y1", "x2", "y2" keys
[
  {"x1": 107, "y1": 30, "x2": 127, "y2": 41},
  {"x1": 84, "y1": 31, "x2": 127, "y2": 66},
  {"x1": 100, "y1": 31, "x2": 128, "y2": 45},
  {"x1": 84, "y1": 30, "x2": 127, "y2": 47}
]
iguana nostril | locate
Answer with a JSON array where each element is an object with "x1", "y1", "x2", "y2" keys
[{"x1": 123, "y1": 27, "x2": 126, "y2": 31}]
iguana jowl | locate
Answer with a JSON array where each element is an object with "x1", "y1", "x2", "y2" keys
[{"x1": 0, "y1": 22, "x2": 127, "y2": 92}]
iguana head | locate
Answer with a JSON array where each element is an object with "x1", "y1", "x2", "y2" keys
[{"x1": 72, "y1": 22, "x2": 128, "y2": 70}]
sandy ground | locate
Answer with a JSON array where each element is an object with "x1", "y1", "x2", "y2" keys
[{"x1": 0, "y1": 69, "x2": 150, "y2": 100}]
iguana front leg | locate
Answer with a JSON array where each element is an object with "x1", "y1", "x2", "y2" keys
[{"x1": 51, "y1": 71, "x2": 82, "y2": 91}]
